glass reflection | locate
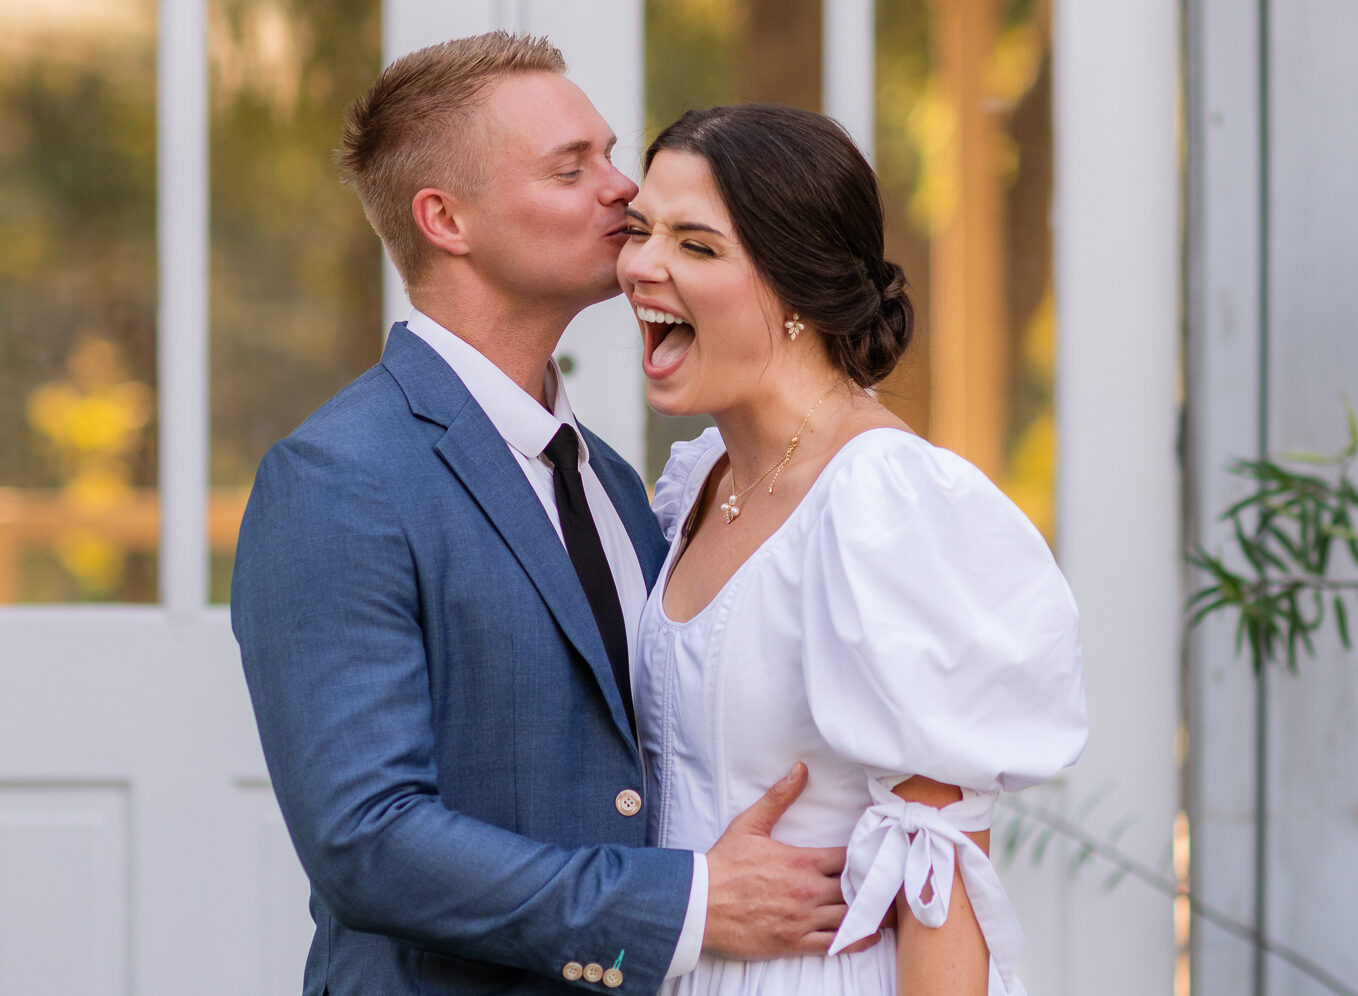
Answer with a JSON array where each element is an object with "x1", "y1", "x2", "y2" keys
[
  {"x1": 0, "y1": 0, "x2": 158, "y2": 603},
  {"x1": 208, "y1": 0, "x2": 381, "y2": 602}
]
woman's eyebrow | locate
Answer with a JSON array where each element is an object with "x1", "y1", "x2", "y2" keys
[
  {"x1": 673, "y1": 221, "x2": 728, "y2": 238},
  {"x1": 623, "y1": 207, "x2": 728, "y2": 239}
]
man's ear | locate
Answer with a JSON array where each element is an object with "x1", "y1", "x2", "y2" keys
[{"x1": 411, "y1": 187, "x2": 472, "y2": 256}]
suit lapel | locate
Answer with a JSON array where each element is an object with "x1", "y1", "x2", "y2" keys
[{"x1": 381, "y1": 325, "x2": 637, "y2": 744}]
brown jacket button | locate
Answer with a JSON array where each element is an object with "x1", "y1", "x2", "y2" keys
[
  {"x1": 583, "y1": 962, "x2": 604, "y2": 982},
  {"x1": 561, "y1": 961, "x2": 583, "y2": 981}
]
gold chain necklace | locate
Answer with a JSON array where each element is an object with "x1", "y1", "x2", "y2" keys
[{"x1": 719, "y1": 383, "x2": 842, "y2": 524}]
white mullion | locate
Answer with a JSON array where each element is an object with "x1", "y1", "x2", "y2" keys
[
  {"x1": 822, "y1": 0, "x2": 876, "y2": 163},
  {"x1": 157, "y1": 0, "x2": 209, "y2": 614}
]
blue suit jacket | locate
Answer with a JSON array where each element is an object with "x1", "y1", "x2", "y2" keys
[{"x1": 231, "y1": 325, "x2": 691, "y2": 995}]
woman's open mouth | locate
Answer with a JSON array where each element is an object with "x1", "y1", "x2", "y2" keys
[{"x1": 637, "y1": 305, "x2": 695, "y2": 378}]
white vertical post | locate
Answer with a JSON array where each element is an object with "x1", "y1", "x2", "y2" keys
[
  {"x1": 382, "y1": 0, "x2": 648, "y2": 469},
  {"x1": 158, "y1": 0, "x2": 209, "y2": 614},
  {"x1": 528, "y1": 0, "x2": 646, "y2": 468},
  {"x1": 1053, "y1": 1, "x2": 1181, "y2": 993},
  {"x1": 822, "y1": 0, "x2": 876, "y2": 162},
  {"x1": 1184, "y1": 5, "x2": 1265, "y2": 992}
]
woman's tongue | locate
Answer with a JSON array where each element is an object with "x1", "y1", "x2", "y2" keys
[{"x1": 652, "y1": 322, "x2": 695, "y2": 367}]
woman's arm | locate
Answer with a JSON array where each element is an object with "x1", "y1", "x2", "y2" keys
[{"x1": 893, "y1": 775, "x2": 990, "y2": 996}]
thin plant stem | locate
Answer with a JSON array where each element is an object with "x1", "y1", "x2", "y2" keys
[{"x1": 997, "y1": 796, "x2": 1358, "y2": 996}]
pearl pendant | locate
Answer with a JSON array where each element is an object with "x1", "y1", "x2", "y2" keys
[{"x1": 721, "y1": 495, "x2": 741, "y2": 523}]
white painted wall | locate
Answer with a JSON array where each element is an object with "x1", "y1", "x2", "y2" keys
[
  {"x1": 1185, "y1": 2, "x2": 1268, "y2": 991},
  {"x1": 2, "y1": 1, "x2": 313, "y2": 992},
  {"x1": 1189, "y1": 2, "x2": 1358, "y2": 994},
  {"x1": 1265, "y1": 7, "x2": 1358, "y2": 984}
]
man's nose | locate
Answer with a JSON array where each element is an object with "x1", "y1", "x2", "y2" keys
[{"x1": 602, "y1": 162, "x2": 639, "y2": 203}]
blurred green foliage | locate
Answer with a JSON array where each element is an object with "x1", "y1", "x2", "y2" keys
[
  {"x1": 0, "y1": 0, "x2": 380, "y2": 602},
  {"x1": 1189, "y1": 404, "x2": 1358, "y2": 672}
]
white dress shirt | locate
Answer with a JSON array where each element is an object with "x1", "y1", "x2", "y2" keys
[{"x1": 404, "y1": 310, "x2": 707, "y2": 980}]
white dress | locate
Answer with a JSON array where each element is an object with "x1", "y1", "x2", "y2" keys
[{"x1": 636, "y1": 427, "x2": 1088, "y2": 996}]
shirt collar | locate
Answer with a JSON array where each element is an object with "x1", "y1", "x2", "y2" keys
[{"x1": 405, "y1": 309, "x2": 588, "y2": 464}]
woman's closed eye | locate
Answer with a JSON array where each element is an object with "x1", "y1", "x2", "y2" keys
[{"x1": 681, "y1": 240, "x2": 716, "y2": 257}]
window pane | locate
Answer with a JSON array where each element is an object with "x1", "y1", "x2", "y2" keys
[
  {"x1": 0, "y1": 1, "x2": 159, "y2": 603},
  {"x1": 208, "y1": 0, "x2": 382, "y2": 602}
]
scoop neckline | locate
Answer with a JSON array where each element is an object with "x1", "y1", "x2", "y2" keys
[{"x1": 655, "y1": 425, "x2": 915, "y2": 628}]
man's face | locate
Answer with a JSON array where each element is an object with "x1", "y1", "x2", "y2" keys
[{"x1": 457, "y1": 72, "x2": 639, "y2": 314}]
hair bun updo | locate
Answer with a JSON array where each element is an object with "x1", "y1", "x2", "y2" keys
[
  {"x1": 645, "y1": 103, "x2": 916, "y2": 388},
  {"x1": 852, "y1": 259, "x2": 915, "y2": 387}
]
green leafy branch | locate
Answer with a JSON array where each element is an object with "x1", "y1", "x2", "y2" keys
[{"x1": 1187, "y1": 403, "x2": 1358, "y2": 672}]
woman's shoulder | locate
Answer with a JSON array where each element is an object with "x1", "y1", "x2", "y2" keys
[
  {"x1": 812, "y1": 426, "x2": 1012, "y2": 524},
  {"x1": 651, "y1": 426, "x2": 725, "y2": 542},
  {"x1": 802, "y1": 426, "x2": 1063, "y2": 599}
]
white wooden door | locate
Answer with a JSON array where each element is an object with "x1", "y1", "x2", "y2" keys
[
  {"x1": 0, "y1": 612, "x2": 311, "y2": 996},
  {"x1": 0, "y1": 3, "x2": 645, "y2": 995},
  {"x1": 0, "y1": 3, "x2": 313, "y2": 994}
]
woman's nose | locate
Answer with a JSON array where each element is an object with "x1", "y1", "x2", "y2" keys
[{"x1": 621, "y1": 237, "x2": 666, "y2": 284}]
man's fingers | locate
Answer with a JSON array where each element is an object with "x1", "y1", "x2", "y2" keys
[
  {"x1": 824, "y1": 930, "x2": 885, "y2": 956},
  {"x1": 789, "y1": 928, "x2": 876, "y2": 957},
  {"x1": 808, "y1": 844, "x2": 848, "y2": 876},
  {"x1": 728, "y1": 762, "x2": 808, "y2": 836},
  {"x1": 791, "y1": 917, "x2": 885, "y2": 957}
]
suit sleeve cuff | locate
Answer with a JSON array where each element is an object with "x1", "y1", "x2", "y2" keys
[{"x1": 663, "y1": 851, "x2": 708, "y2": 980}]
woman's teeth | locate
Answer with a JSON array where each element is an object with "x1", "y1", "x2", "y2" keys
[{"x1": 636, "y1": 305, "x2": 686, "y2": 325}]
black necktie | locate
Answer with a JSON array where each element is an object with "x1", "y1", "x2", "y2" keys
[{"x1": 543, "y1": 424, "x2": 636, "y2": 738}]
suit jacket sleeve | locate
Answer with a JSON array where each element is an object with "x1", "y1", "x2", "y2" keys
[{"x1": 231, "y1": 433, "x2": 692, "y2": 993}]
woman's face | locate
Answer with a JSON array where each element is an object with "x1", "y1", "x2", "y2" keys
[{"x1": 617, "y1": 149, "x2": 785, "y2": 418}]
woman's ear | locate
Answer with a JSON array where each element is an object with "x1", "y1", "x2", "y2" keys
[{"x1": 411, "y1": 187, "x2": 472, "y2": 256}]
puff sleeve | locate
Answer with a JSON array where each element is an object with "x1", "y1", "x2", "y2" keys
[
  {"x1": 807, "y1": 436, "x2": 1087, "y2": 993},
  {"x1": 652, "y1": 427, "x2": 724, "y2": 542}
]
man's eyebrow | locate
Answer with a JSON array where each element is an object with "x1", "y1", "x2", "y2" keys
[
  {"x1": 623, "y1": 207, "x2": 730, "y2": 239},
  {"x1": 542, "y1": 134, "x2": 618, "y2": 160}
]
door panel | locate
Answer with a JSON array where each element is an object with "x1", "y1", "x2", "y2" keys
[{"x1": 0, "y1": 611, "x2": 309, "y2": 994}]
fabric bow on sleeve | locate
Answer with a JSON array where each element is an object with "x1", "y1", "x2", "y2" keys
[{"x1": 828, "y1": 778, "x2": 1026, "y2": 995}]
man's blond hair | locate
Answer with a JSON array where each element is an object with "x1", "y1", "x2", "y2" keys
[{"x1": 336, "y1": 31, "x2": 566, "y2": 287}]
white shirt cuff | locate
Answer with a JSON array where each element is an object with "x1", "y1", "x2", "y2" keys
[{"x1": 664, "y1": 851, "x2": 709, "y2": 979}]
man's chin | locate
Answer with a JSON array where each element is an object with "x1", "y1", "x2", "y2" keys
[
  {"x1": 542, "y1": 270, "x2": 626, "y2": 318},
  {"x1": 591, "y1": 276, "x2": 627, "y2": 304}
]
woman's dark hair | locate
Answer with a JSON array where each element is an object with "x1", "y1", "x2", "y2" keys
[{"x1": 645, "y1": 104, "x2": 914, "y2": 387}]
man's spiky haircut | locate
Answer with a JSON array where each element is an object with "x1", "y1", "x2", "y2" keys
[{"x1": 336, "y1": 32, "x2": 565, "y2": 287}]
